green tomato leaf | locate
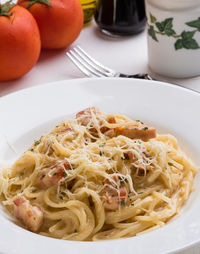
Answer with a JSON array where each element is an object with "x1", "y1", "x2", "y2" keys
[
  {"x1": 148, "y1": 25, "x2": 158, "y2": 42},
  {"x1": 181, "y1": 30, "x2": 196, "y2": 39},
  {"x1": 174, "y1": 39, "x2": 183, "y2": 50},
  {"x1": 0, "y1": 0, "x2": 15, "y2": 17},
  {"x1": 150, "y1": 13, "x2": 157, "y2": 23},
  {"x1": 186, "y1": 18, "x2": 200, "y2": 29},
  {"x1": 182, "y1": 38, "x2": 199, "y2": 49},
  {"x1": 26, "y1": 0, "x2": 52, "y2": 9}
]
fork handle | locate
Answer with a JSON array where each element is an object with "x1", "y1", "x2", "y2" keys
[{"x1": 119, "y1": 73, "x2": 153, "y2": 80}]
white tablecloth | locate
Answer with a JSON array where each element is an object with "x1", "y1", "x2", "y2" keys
[{"x1": 0, "y1": 20, "x2": 200, "y2": 254}]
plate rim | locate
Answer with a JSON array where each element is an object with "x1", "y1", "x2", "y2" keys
[{"x1": 0, "y1": 77, "x2": 200, "y2": 101}]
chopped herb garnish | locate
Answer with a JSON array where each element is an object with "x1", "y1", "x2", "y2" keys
[
  {"x1": 59, "y1": 195, "x2": 64, "y2": 200},
  {"x1": 136, "y1": 120, "x2": 144, "y2": 124},
  {"x1": 119, "y1": 176, "x2": 124, "y2": 182},
  {"x1": 99, "y1": 142, "x2": 106, "y2": 147},
  {"x1": 31, "y1": 188, "x2": 37, "y2": 193},
  {"x1": 34, "y1": 140, "x2": 40, "y2": 146},
  {"x1": 56, "y1": 125, "x2": 59, "y2": 128},
  {"x1": 62, "y1": 171, "x2": 67, "y2": 177},
  {"x1": 53, "y1": 172, "x2": 57, "y2": 175},
  {"x1": 142, "y1": 127, "x2": 148, "y2": 131},
  {"x1": 168, "y1": 162, "x2": 174, "y2": 166},
  {"x1": 20, "y1": 172, "x2": 24, "y2": 176},
  {"x1": 41, "y1": 174, "x2": 46, "y2": 179},
  {"x1": 121, "y1": 157, "x2": 125, "y2": 160},
  {"x1": 120, "y1": 200, "x2": 126, "y2": 206},
  {"x1": 56, "y1": 134, "x2": 58, "y2": 137}
]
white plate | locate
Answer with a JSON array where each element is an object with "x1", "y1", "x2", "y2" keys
[{"x1": 0, "y1": 78, "x2": 200, "y2": 254}]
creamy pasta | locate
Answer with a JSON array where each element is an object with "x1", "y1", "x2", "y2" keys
[{"x1": 0, "y1": 107, "x2": 197, "y2": 241}]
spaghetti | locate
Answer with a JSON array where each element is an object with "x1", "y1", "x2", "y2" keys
[{"x1": 0, "y1": 107, "x2": 197, "y2": 241}]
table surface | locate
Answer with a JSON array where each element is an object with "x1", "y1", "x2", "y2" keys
[{"x1": 0, "y1": 20, "x2": 200, "y2": 254}]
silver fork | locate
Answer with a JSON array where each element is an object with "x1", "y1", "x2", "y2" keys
[{"x1": 66, "y1": 46, "x2": 152, "y2": 80}]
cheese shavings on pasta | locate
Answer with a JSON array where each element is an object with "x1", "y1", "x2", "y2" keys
[{"x1": 0, "y1": 107, "x2": 197, "y2": 241}]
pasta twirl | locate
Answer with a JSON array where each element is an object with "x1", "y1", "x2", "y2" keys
[{"x1": 0, "y1": 108, "x2": 197, "y2": 241}]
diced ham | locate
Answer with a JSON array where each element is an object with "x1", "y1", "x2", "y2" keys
[
  {"x1": 37, "y1": 160, "x2": 70, "y2": 188},
  {"x1": 13, "y1": 196, "x2": 43, "y2": 232}
]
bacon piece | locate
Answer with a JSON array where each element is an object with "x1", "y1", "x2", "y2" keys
[
  {"x1": 37, "y1": 160, "x2": 70, "y2": 188},
  {"x1": 102, "y1": 186, "x2": 128, "y2": 210},
  {"x1": 76, "y1": 107, "x2": 102, "y2": 126},
  {"x1": 100, "y1": 116, "x2": 116, "y2": 134},
  {"x1": 13, "y1": 196, "x2": 43, "y2": 232},
  {"x1": 76, "y1": 109, "x2": 156, "y2": 141},
  {"x1": 102, "y1": 175, "x2": 129, "y2": 210},
  {"x1": 115, "y1": 123, "x2": 156, "y2": 141},
  {"x1": 59, "y1": 127, "x2": 73, "y2": 133},
  {"x1": 58, "y1": 127, "x2": 75, "y2": 141},
  {"x1": 104, "y1": 129, "x2": 116, "y2": 138},
  {"x1": 107, "y1": 116, "x2": 116, "y2": 124}
]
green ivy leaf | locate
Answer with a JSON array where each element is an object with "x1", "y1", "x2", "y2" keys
[
  {"x1": 156, "y1": 18, "x2": 176, "y2": 36},
  {"x1": 155, "y1": 22, "x2": 165, "y2": 32},
  {"x1": 148, "y1": 25, "x2": 158, "y2": 42},
  {"x1": 164, "y1": 19, "x2": 176, "y2": 36},
  {"x1": 181, "y1": 30, "x2": 196, "y2": 39},
  {"x1": 182, "y1": 38, "x2": 199, "y2": 49},
  {"x1": 175, "y1": 39, "x2": 183, "y2": 50},
  {"x1": 150, "y1": 13, "x2": 157, "y2": 23},
  {"x1": 179, "y1": 30, "x2": 199, "y2": 49},
  {"x1": 186, "y1": 18, "x2": 200, "y2": 29}
]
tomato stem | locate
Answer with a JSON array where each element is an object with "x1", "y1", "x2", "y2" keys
[
  {"x1": 26, "y1": 0, "x2": 52, "y2": 9},
  {"x1": 0, "y1": 0, "x2": 15, "y2": 17}
]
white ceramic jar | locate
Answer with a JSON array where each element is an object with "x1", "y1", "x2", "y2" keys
[{"x1": 145, "y1": 0, "x2": 200, "y2": 78}]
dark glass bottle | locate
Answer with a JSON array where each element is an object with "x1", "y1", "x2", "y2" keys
[{"x1": 95, "y1": 0, "x2": 146, "y2": 36}]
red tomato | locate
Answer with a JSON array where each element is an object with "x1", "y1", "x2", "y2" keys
[
  {"x1": 18, "y1": 0, "x2": 84, "y2": 49},
  {"x1": 0, "y1": 4, "x2": 41, "y2": 82}
]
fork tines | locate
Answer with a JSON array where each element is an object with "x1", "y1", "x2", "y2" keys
[{"x1": 66, "y1": 46, "x2": 116, "y2": 78}]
